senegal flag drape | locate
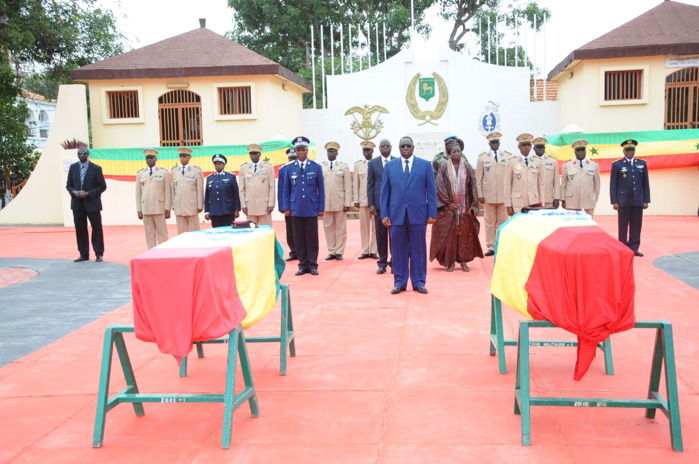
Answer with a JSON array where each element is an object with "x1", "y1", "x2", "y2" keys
[
  {"x1": 87, "y1": 141, "x2": 318, "y2": 181},
  {"x1": 545, "y1": 128, "x2": 699, "y2": 172},
  {"x1": 491, "y1": 212, "x2": 636, "y2": 380}
]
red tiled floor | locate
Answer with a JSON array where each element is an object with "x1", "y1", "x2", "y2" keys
[{"x1": 1, "y1": 216, "x2": 698, "y2": 463}]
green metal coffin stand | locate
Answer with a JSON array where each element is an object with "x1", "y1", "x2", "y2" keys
[{"x1": 92, "y1": 324, "x2": 259, "y2": 450}]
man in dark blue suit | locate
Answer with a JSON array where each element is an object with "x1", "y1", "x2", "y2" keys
[
  {"x1": 282, "y1": 136, "x2": 325, "y2": 275},
  {"x1": 278, "y1": 148, "x2": 298, "y2": 261},
  {"x1": 66, "y1": 147, "x2": 107, "y2": 262},
  {"x1": 368, "y1": 138, "x2": 396, "y2": 274},
  {"x1": 610, "y1": 139, "x2": 650, "y2": 257},
  {"x1": 204, "y1": 154, "x2": 241, "y2": 228},
  {"x1": 381, "y1": 136, "x2": 437, "y2": 294}
]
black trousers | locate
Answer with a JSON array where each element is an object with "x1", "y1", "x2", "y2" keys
[
  {"x1": 73, "y1": 200, "x2": 104, "y2": 258},
  {"x1": 291, "y1": 216, "x2": 318, "y2": 271},
  {"x1": 211, "y1": 214, "x2": 234, "y2": 228},
  {"x1": 284, "y1": 215, "x2": 296, "y2": 256},
  {"x1": 374, "y1": 213, "x2": 391, "y2": 268},
  {"x1": 617, "y1": 206, "x2": 644, "y2": 252}
]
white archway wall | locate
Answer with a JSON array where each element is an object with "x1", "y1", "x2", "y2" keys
[
  {"x1": 0, "y1": 85, "x2": 89, "y2": 225},
  {"x1": 301, "y1": 47, "x2": 560, "y2": 167}
]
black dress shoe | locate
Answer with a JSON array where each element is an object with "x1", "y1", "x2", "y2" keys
[
  {"x1": 295, "y1": 269, "x2": 308, "y2": 276},
  {"x1": 357, "y1": 254, "x2": 370, "y2": 259},
  {"x1": 414, "y1": 286, "x2": 428, "y2": 294},
  {"x1": 286, "y1": 254, "x2": 298, "y2": 261},
  {"x1": 634, "y1": 251, "x2": 644, "y2": 257},
  {"x1": 74, "y1": 256, "x2": 89, "y2": 262},
  {"x1": 310, "y1": 269, "x2": 319, "y2": 275},
  {"x1": 377, "y1": 267, "x2": 386, "y2": 274},
  {"x1": 390, "y1": 286, "x2": 406, "y2": 294},
  {"x1": 369, "y1": 253, "x2": 379, "y2": 259},
  {"x1": 335, "y1": 254, "x2": 343, "y2": 261},
  {"x1": 484, "y1": 250, "x2": 495, "y2": 257},
  {"x1": 96, "y1": 255, "x2": 103, "y2": 262},
  {"x1": 326, "y1": 254, "x2": 336, "y2": 260}
]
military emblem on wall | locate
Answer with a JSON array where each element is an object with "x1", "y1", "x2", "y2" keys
[
  {"x1": 477, "y1": 101, "x2": 502, "y2": 135},
  {"x1": 406, "y1": 72, "x2": 448, "y2": 126},
  {"x1": 344, "y1": 104, "x2": 389, "y2": 140}
]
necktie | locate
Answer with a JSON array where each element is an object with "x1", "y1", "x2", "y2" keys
[
  {"x1": 330, "y1": 161, "x2": 333, "y2": 170},
  {"x1": 182, "y1": 166, "x2": 185, "y2": 175},
  {"x1": 80, "y1": 164, "x2": 86, "y2": 187},
  {"x1": 404, "y1": 160, "x2": 410, "y2": 181},
  {"x1": 254, "y1": 164, "x2": 257, "y2": 172},
  {"x1": 494, "y1": 151, "x2": 498, "y2": 162},
  {"x1": 300, "y1": 162, "x2": 305, "y2": 173},
  {"x1": 580, "y1": 160, "x2": 583, "y2": 169},
  {"x1": 524, "y1": 157, "x2": 528, "y2": 167},
  {"x1": 149, "y1": 167, "x2": 153, "y2": 176}
]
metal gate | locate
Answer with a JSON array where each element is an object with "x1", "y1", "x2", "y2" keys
[
  {"x1": 664, "y1": 67, "x2": 699, "y2": 130},
  {"x1": 158, "y1": 90, "x2": 203, "y2": 146}
]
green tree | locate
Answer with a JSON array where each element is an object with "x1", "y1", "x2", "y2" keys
[
  {"x1": 438, "y1": 0, "x2": 550, "y2": 61},
  {"x1": 227, "y1": 0, "x2": 433, "y2": 74},
  {"x1": 0, "y1": 0, "x2": 123, "y2": 176}
]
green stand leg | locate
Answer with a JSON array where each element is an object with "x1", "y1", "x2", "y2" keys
[
  {"x1": 489, "y1": 295, "x2": 509, "y2": 374},
  {"x1": 93, "y1": 326, "x2": 143, "y2": 448},
  {"x1": 645, "y1": 322, "x2": 683, "y2": 451},
  {"x1": 221, "y1": 325, "x2": 259, "y2": 449},
  {"x1": 279, "y1": 283, "x2": 296, "y2": 375},
  {"x1": 514, "y1": 320, "x2": 532, "y2": 446}
]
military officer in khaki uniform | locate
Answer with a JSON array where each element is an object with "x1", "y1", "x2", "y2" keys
[
  {"x1": 354, "y1": 141, "x2": 378, "y2": 259},
  {"x1": 476, "y1": 132, "x2": 510, "y2": 256},
  {"x1": 561, "y1": 139, "x2": 601, "y2": 216},
  {"x1": 171, "y1": 146, "x2": 204, "y2": 234},
  {"x1": 238, "y1": 143, "x2": 275, "y2": 227},
  {"x1": 321, "y1": 141, "x2": 352, "y2": 260},
  {"x1": 504, "y1": 133, "x2": 545, "y2": 215},
  {"x1": 531, "y1": 137, "x2": 561, "y2": 208},
  {"x1": 136, "y1": 149, "x2": 171, "y2": 248}
]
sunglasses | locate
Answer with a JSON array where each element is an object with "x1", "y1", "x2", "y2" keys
[
  {"x1": 574, "y1": 148, "x2": 586, "y2": 152},
  {"x1": 399, "y1": 144, "x2": 413, "y2": 148}
]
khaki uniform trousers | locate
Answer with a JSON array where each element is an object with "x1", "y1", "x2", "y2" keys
[
  {"x1": 323, "y1": 211, "x2": 348, "y2": 255},
  {"x1": 358, "y1": 206, "x2": 377, "y2": 255},
  {"x1": 176, "y1": 214, "x2": 200, "y2": 234},
  {"x1": 247, "y1": 213, "x2": 272, "y2": 227},
  {"x1": 143, "y1": 214, "x2": 168, "y2": 249},
  {"x1": 484, "y1": 202, "x2": 508, "y2": 251}
]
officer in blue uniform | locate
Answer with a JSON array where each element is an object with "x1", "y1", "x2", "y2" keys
[
  {"x1": 278, "y1": 147, "x2": 298, "y2": 261},
  {"x1": 282, "y1": 136, "x2": 325, "y2": 275},
  {"x1": 204, "y1": 154, "x2": 241, "y2": 228},
  {"x1": 610, "y1": 139, "x2": 650, "y2": 257}
]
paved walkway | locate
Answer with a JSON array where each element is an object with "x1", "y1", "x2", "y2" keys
[
  {"x1": 0, "y1": 258, "x2": 131, "y2": 367},
  {"x1": 0, "y1": 216, "x2": 698, "y2": 463}
]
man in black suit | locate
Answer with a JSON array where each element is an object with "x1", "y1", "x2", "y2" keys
[
  {"x1": 367, "y1": 138, "x2": 395, "y2": 274},
  {"x1": 66, "y1": 147, "x2": 107, "y2": 262}
]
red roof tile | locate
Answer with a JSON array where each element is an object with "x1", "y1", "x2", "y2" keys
[
  {"x1": 549, "y1": 1, "x2": 699, "y2": 80},
  {"x1": 71, "y1": 26, "x2": 311, "y2": 91}
]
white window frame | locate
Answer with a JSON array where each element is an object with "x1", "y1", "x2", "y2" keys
[
  {"x1": 599, "y1": 65, "x2": 649, "y2": 106},
  {"x1": 100, "y1": 86, "x2": 144, "y2": 124},
  {"x1": 213, "y1": 82, "x2": 257, "y2": 121}
]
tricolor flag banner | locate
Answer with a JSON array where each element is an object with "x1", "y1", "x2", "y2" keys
[
  {"x1": 87, "y1": 140, "x2": 319, "y2": 182},
  {"x1": 545, "y1": 128, "x2": 699, "y2": 172},
  {"x1": 491, "y1": 212, "x2": 636, "y2": 380}
]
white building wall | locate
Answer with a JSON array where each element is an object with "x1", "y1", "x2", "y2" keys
[{"x1": 301, "y1": 46, "x2": 559, "y2": 166}]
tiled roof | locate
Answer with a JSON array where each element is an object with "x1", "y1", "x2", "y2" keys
[
  {"x1": 71, "y1": 26, "x2": 312, "y2": 91},
  {"x1": 549, "y1": 1, "x2": 699, "y2": 80}
]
